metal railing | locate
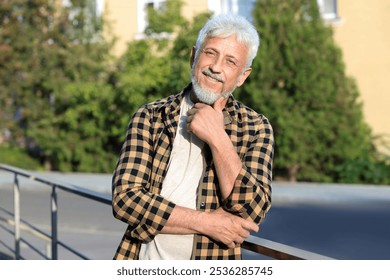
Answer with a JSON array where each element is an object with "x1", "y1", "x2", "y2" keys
[{"x1": 0, "y1": 164, "x2": 334, "y2": 260}]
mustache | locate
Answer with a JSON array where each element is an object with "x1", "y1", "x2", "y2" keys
[{"x1": 202, "y1": 69, "x2": 225, "y2": 83}]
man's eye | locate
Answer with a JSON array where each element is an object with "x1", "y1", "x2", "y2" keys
[
  {"x1": 204, "y1": 50, "x2": 216, "y2": 56},
  {"x1": 226, "y1": 59, "x2": 237, "y2": 66}
]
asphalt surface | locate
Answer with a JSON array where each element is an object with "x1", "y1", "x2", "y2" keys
[{"x1": 1, "y1": 170, "x2": 390, "y2": 260}]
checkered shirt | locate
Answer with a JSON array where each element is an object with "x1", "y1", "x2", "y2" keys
[{"x1": 112, "y1": 84, "x2": 274, "y2": 260}]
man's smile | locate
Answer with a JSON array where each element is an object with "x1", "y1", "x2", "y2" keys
[{"x1": 202, "y1": 69, "x2": 224, "y2": 83}]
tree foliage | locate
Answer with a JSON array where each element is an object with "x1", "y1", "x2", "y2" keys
[
  {"x1": 0, "y1": 0, "x2": 115, "y2": 172},
  {"x1": 110, "y1": 39, "x2": 174, "y2": 143},
  {"x1": 1, "y1": 0, "x2": 388, "y2": 183}
]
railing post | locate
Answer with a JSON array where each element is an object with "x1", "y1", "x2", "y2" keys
[
  {"x1": 51, "y1": 185, "x2": 58, "y2": 260},
  {"x1": 13, "y1": 174, "x2": 20, "y2": 260}
]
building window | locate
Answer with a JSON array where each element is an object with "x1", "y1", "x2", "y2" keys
[
  {"x1": 95, "y1": 0, "x2": 104, "y2": 16},
  {"x1": 317, "y1": 0, "x2": 339, "y2": 21},
  {"x1": 62, "y1": 0, "x2": 105, "y2": 16},
  {"x1": 137, "y1": 0, "x2": 166, "y2": 34},
  {"x1": 146, "y1": 0, "x2": 166, "y2": 10},
  {"x1": 208, "y1": 0, "x2": 256, "y2": 21}
]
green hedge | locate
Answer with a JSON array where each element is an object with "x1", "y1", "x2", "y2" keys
[{"x1": 0, "y1": 146, "x2": 43, "y2": 171}]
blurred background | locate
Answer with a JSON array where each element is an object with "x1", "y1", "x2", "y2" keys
[
  {"x1": 0, "y1": 0, "x2": 389, "y2": 260},
  {"x1": 1, "y1": 0, "x2": 389, "y2": 183}
]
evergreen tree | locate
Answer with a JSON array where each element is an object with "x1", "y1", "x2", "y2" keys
[
  {"x1": 0, "y1": 0, "x2": 115, "y2": 171},
  {"x1": 237, "y1": 0, "x2": 374, "y2": 182},
  {"x1": 109, "y1": 39, "x2": 174, "y2": 145},
  {"x1": 0, "y1": 0, "x2": 57, "y2": 147}
]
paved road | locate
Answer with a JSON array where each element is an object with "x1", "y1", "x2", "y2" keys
[{"x1": 1, "y1": 171, "x2": 390, "y2": 260}]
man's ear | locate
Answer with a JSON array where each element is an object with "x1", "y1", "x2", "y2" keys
[
  {"x1": 190, "y1": 46, "x2": 196, "y2": 67},
  {"x1": 237, "y1": 68, "x2": 252, "y2": 87}
]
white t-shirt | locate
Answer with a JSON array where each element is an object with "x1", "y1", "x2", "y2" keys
[{"x1": 139, "y1": 93, "x2": 204, "y2": 260}]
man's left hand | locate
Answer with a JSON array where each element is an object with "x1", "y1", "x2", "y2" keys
[{"x1": 186, "y1": 97, "x2": 227, "y2": 144}]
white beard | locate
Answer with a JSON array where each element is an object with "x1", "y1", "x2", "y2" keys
[{"x1": 190, "y1": 67, "x2": 236, "y2": 105}]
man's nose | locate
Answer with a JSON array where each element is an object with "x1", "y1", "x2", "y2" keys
[{"x1": 209, "y1": 57, "x2": 223, "y2": 73}]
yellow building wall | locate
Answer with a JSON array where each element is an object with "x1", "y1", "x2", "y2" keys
[
  {"x1": 332, "y1": 0, "x2": 390, "y2": 153},
  {"x1": 181, "y1": 0, "x2": 209, "y2": 19},
  {"x1": 103, "y1": 0, "x2": 138, "y2": 55}
]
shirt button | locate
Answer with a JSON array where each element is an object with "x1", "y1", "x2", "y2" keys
[{"x1": 200, "y1": 202, "x2": 206, "y2": 208}]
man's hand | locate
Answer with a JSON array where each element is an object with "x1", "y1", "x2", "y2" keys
[
  {"x1": 199, "y1": 207, "x2": 259, "y2": 249},
  {"x1": 186, "y1": 97, "x2": 226, "y2": 145}
]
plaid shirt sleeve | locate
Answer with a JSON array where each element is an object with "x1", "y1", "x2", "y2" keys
[
  {"x1": 112, "y1": 106, "x2": 176, "y2": 243},
  {"x1": 222, "y1": 114, "x2": 274, "y2": 225}
]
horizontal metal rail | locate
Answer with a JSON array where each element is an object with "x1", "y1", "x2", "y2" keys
[
  {"x1": 242, "y1": 235, "x2": 334, "y2": 260},
  {"x1": 0, "y1": 163, "x2": 334, "y2": 260},
  {"x1": 0, "y1": 164, "x2": 110, "y2": 205}
]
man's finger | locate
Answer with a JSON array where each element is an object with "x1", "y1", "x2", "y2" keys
[
  {"x1": 227, "y1": 242, "x2": 236, "y2": 249},
  {"x1": 235, "y1": 236, "x2": 245, "y2": 245},
  {"x1": 242, "y1": 221, "x2": 259, "y2": 233},
  {"x1": 187, "y1": 107, "x2": 196, "y2": 116},
  {"x1": 238, "y1": 229, "x2": 251, "y2": 239}
]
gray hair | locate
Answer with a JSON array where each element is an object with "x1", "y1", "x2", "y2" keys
[{"x1": 195, "y1": 14, "x2": 260, "y2": 68}]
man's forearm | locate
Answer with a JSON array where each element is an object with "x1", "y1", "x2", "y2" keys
[
  {"x1": 208, "y1": 132, "x2": 242, "y2": 200},
  {"x1": 160, "y1": 205, "x2": 259, "y2": 249},
  {"x1": 160, "y1": 205, "x2": 202, "y2": 235}
]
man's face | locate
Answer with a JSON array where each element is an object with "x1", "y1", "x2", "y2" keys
[{"x1": 191, "y1": 35, "x2": 252, "y2": 104}]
